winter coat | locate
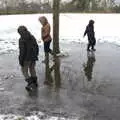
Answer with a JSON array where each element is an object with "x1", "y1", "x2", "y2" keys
[
  {"x1": 84, "y1": 23, "x2": 96, "y2": 45},
  {"x1": 19, "y1": 31, "x2": 39, "y2": 66},
  {"x1": 41, "y1": 23, "x2": 52, "y2": 42}
]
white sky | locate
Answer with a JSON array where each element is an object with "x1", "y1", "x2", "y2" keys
[{"x1": 116, "y1": 0, "x2": 120, "y2": 2}]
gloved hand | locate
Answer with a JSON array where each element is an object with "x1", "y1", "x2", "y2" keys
[
  {"x1": 19, "y1": 56, "x2": 24, "y2": 67},
  {"x1": 19, "y1": 60, "x2": 24, "y2": 67}
]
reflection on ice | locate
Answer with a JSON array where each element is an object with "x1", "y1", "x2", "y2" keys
[
  {"x1": 83, "y1": 51, "x2": 96, "y2": 81},
  {"x1": 44, "y1": 54, "x2": 61, "y2": 90}
]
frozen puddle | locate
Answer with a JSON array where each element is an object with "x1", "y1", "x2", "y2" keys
[{"x1": 0, "y1": 112, "x2": 78, "y2": 120}]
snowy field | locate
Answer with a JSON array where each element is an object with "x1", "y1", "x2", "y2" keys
[{"x1": 0, "y1": 13, "x2": 120, "y2": 54}]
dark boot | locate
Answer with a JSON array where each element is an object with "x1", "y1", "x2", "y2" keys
[
  {"x1": 27, "y1": 77, "x2": 34, "y2": 86},
  {"x1": 42, "y1": 52, "x2": 49, "y2": 63},
  {"x1": 25, "y1": 77, "x2": 30, "y2": 83},
  {"x1": 49, "y1": 49, "x2": 53, "y2": 55},
  {"x1": 25, "y1": 78, "x2": 34, "y2": 91},
  {"x1": 31, "y1": 77, "x2": 38, "y2": 87},
  {"x1": 92, "y1": 45, "x2": 96, "y2": 51},
  {"x1": 87, "y1": 44, "x2": 91, "y2": 51},
  {"x1": 25, "y1": 77, "x2": 38, "y2": 91}
]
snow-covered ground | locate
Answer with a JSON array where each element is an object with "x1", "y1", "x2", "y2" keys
[
  {"x1": 0, "y1": 113, "x2": 78, "y2": 120},
  {"x1": 0, "y1": 13, "x2": 120, "y2": 54}
]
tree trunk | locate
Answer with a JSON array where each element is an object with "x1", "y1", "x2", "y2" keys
[{"x1": 53, "y1": 0, "x2": 60, "y2": 54}]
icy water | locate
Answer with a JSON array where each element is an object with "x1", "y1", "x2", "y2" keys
[
  {"x1": 1, "y1": 43, "x2": 120, "y2": 120},
  {"x1": 0, "y1": 13, "x2": 120, "y2": 54}
]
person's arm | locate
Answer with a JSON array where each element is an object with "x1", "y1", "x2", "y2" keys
[
  {"x1": 31, "y1": 35, "x2": 39, "y2": 57},
  {"x1": 19, "y1": 39, "x2": 25, "y2": 66},
  {"x1": 83, "y1": 26, "x2": 88, "y2": 37}
]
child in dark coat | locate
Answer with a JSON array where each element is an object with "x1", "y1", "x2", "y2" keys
[
  {"x1": 84, "y1": 20, "x2": 96, "y2": 51},
  {"x1": 18, "y1": 26, "x2": 39, "y2": 89}
]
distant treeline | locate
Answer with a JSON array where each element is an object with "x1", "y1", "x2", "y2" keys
[
  {"x1": 0, "y1": 2, "x2": 52, "y2": 15},
  {"x1": 0, "y1": 0, "x2": 120, "y2": 15}
]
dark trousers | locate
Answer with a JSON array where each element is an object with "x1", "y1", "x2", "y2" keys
[
  {"x1": 21, "y1": 61, "x2": 36, "y2": 79},
  {"x1": 88, "y1": 37, "x2": 96, "y2": 50},
  {"x1": 44, "y1": 40, "x2": 52, "y2": 53}
]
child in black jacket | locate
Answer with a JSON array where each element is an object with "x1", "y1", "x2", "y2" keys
[{"x1": 84, "y1": 20, "x2": 96, "y2": 51}]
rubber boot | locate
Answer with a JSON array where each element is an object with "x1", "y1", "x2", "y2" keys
[
  {"x1": 87, "y1": 44, "x2": 91, "y2": 51},
  {"x1": 25, "y1": 78, "x2": 34, "y2": 91},
  {"x1": 25, "y1": 78, "x2": 30, "y2": 83},
  {"x1": 42, "y1": 52, "x2": 49, "y2": 63},
  {"x1": 31, "y1": 77, "x2": 38, "y2": 87},
  {"x1": 49, "y1": 49, "x2": 54, "y2": 55},
  {"x1": 92, "y1": 45, "x2": 96, "y2": 51}
]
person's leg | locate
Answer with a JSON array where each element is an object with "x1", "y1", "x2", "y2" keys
[
  {"x1": 43, "y1": 41, "x2": 52, "y2": 63},
  {"x1": 42, "y1": 42, "x2": 48, "y2": 62},
  {"x1": 44, "y1": 42, "x2": 47, "y2": 53},
  {"x1": 21, "y1": 61, "x2": 30, "y2": 81},
  {"x1": 91, "y1": 45, "x2": 96, "y2": 51},
  {"x1": 29, "y1": 61, "x2": 38, "y2": 86},
  {"x1": 47, "y1": 40, "x2": 53, "y2": 55},
  {"x1": 87, "y1": 43, "x2": 91, "y2": 51},
  {"x1": 91, "y1": 38, "x2": 96, "y2": 51},
  {"x1": 29, "y1": 61, "x2": 36, "y2": 77},
  {"x1": 87, "y1": 38, "x2": 92, "y2": 51}
]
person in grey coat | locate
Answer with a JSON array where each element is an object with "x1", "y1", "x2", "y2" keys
[{"x1": 18, "y1": 26, "x2": 39, "y2": 89}]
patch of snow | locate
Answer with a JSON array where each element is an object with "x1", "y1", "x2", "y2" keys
[{"x1": 0, "y1": 113, "x2": 78, "y2": 120}]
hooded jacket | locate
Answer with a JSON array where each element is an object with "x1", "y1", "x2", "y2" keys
[
  {"x1": 39, "y1": 16, "x2": 52, "y2": 42},
  {"x1": 84, "y1": 20, "x2": 95, "y2": 41},
  {"x1": 18, "y1": 26, "x2": 39, "y2": 66}
]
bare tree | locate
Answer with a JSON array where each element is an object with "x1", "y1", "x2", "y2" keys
[
  {"x1": 18, "y1": 0, "x2": 28, "y2": 13},
  {"x1": 4, "y1": 0, "x2": 8, "y2": 13},
  {"x1": 53, "y1": 0, "x2": 60, "y2": 54}
]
